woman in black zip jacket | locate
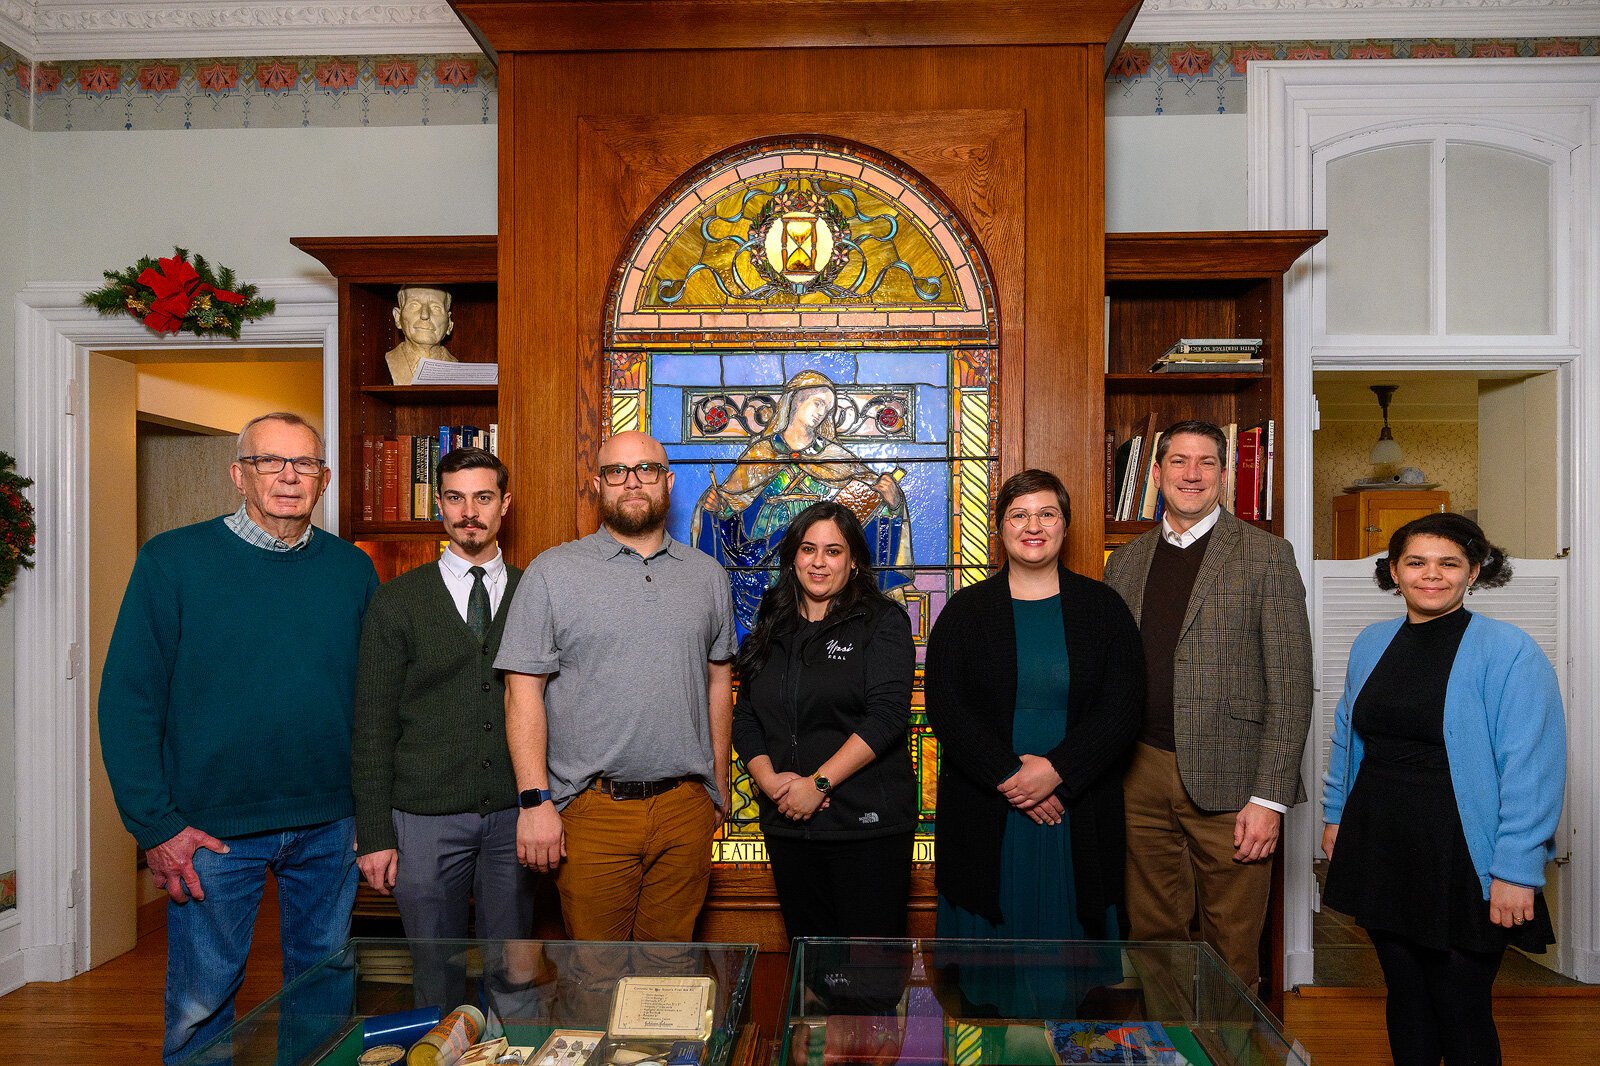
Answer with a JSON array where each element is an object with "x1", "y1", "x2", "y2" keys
[{"x1": 732, "y1": 499, "x2": 917, "y2": 941}]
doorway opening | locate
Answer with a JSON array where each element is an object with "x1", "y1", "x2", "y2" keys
[
  {"x1": 85, "y1": 347, "x2": 323, "y2": 969},
  {"x1": 1308, "y1": 368, "x2": 1577, "y2": 990}
]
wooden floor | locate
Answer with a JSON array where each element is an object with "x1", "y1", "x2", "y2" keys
[{"x1": 3, "y1": 880, "x2": 1598, "y2": 1064}]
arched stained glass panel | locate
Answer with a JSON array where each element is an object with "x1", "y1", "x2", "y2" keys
[{"x1": 602, "y1": 137, "x2": 1001, "y2": 865}]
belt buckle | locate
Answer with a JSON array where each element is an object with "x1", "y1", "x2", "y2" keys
[{"x1": 600, "y1": 777, "x2": 649, "y2": 801}]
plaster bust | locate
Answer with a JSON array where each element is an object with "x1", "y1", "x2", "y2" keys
[{"x1": 385, "y1": 286, "x2": 457, "y2": 385}]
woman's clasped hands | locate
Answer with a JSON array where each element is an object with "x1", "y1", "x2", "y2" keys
[
  {"x1": 998, "y1": 753, "x2": 1064, "y2": 826},
  {"x1": 762, "y1": 770, "x2": 832, "y2": 821}
]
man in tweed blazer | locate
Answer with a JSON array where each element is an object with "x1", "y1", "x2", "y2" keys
[{"x1": 1104, "y1": 420, "x2": 1312, "y2": 992}]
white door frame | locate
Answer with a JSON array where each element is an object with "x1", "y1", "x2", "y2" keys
[
  {"x1": 6, "y1": 279, "x2": 337, "y2": 988},
  {"x1": 1250, "y1": 58, "x2": 1600, "y2": 986}
]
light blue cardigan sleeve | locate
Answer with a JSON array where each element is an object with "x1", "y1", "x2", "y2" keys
[{"x1": 1477, "y1": 624, "x2": 1566, "y2": 889}]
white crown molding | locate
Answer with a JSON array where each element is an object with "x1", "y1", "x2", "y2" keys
[
  {"x1": 0, "y1": 0, "x2": 36, "y2": 57},
  {"x1": 20, "y1": 1, "x2": 479, "y2": 61},
  {"x1": 1129, "y1": 0, "x2": 1600, "y2": 42}
]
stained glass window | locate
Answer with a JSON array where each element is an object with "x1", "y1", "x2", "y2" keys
[{"x1": 602, "y1": 137, "x2": 1000, "y2": 865}]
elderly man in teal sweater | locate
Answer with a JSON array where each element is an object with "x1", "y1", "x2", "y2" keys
[
  {"x1": 98, "y1": 412, "x2": 378, "y2": 1065},
  {"x1": 352, "y1": 446, "x2": 529, "y2": 1009}
]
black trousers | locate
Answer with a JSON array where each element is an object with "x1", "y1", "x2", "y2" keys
[
  {"x1": 764, "y1": 830, "x2": 915, "y2": 940},
  {"x1": 1370, "y1": 930, "x2": 1505, "y2": 1066},
  {"x1": 765, "y1": 831, "x2": 915, "y2": 1016}
]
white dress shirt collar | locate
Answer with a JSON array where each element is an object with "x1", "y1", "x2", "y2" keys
[
  {"x1": 1160, "y1": 504, "x2": 1222, "y2": 549},
  {"x1": 438, "y1": 545, "x2": 507, "y2": 623}
]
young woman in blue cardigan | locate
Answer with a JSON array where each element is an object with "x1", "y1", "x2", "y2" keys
[{"x1": 1321, "y1": 513, "x2": 1565, "y2": 1066}]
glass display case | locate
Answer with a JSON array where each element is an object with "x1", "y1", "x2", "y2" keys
[
  {"x1": 778, "y1": 939, "x2": 1310, "y2": 1066},
  {"x1": 180, "y1": 937, "x2": 758, "y2": 1066}
]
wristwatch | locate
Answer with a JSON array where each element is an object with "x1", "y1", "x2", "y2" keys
[
  {"x1": 518, "y1": 787, "x2": 553, "y2": 809},
  {"x1": 813, "y1": 775, "x2": 832, "y2": 794}
]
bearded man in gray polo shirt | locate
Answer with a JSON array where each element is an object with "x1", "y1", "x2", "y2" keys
[{"x1": 497, "y1": 430, "x2": 736, "y2": 941}]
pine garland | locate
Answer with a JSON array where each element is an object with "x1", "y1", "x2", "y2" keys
[
  {"x1": 82, "y1": 247, "x2": 275, "y2": 339},
  {"x1": 0, "y1": 451, "x2": 35, "y2": 598}
]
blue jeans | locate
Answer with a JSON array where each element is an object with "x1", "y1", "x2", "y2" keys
[{"x1": 164, "y1": 817, "x2": 358, "y2": 1065}]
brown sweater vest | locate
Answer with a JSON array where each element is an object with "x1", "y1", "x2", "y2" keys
[{"x1": 1138, "y1": 529, "x2": 1212, "y2": 750}]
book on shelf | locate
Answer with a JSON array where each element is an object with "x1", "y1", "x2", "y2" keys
[
  {"x1": 1115, "y1": 436, "x2": 1141, "y2": 522},
  {"x1": 1111, "y1": 437, "x2": 1137, "y2": 521},
  {"x1": 360, "y1": 437, "x2": 376, "y2": 522},
  {"x1": 358, "y1": 423, "x2": 499, "y2": 523},
  {"x1": 380, "y1": 437, "x2": 401, "y2": 522},
  {"x1": 409, "y1": 357, "x2": 498, "y2": 386},
  {"x1": 411, "y1": 435, "x2": 433, "y2": 522},
  {"x1": 1150, "y1": 358, "x2": 1264, "y2": 374},
  {"x1": 1137, "y1": 431, "x2": 1164, "y2": 520},
  {"x1": 1167, "y1": 338, "x2": 1263, "y2": 355},
  {"x1": 1113, "y1": 412, "x2": 1158, "y2": 521},
  {"x1": 398, "y1": 435, "x2": 414, "y2": 521},
  {"x1": 1103, "y1": 431, "x2": 1117, "y2": 519},
  {"x1": 1221, "y1": 422, "x2": 1237, "y2": 514},
  {"x1": 1234, "y1": 424, "x2": 1263, "y2": 520},
  {"x1": 1262, "y1": 418, "x2": 1276, "y2": 522}
]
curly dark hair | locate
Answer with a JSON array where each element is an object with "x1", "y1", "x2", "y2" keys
[
  {"x1": 1374, "y1": 512, "x2": 1513, "y2": 591},
  {"x1": 734, "y1": 500, "x2": 891, "y2": 680}
]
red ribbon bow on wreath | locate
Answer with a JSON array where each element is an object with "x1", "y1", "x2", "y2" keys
[{"x1": 136, "y1": 254, "x2": 246, "y2": 334}]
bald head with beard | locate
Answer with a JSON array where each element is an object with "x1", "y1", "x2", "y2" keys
[{"x1": 596, "y1": 431, "x2": 674, "y2": 536}]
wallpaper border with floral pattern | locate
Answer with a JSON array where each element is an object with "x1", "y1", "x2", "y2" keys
[{"x1": 3, "y1": 37, "x2": 1596, "y2": 132}]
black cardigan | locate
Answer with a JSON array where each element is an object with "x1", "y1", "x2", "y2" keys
[{"x1": 924, "y1": 565, "x2": 1145, "y2": 927}]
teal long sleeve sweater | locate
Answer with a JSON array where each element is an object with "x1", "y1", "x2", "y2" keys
[
  {"x1": 351, "y1": 560, "x2": 522, "y2": 854},
  {"x1": 98, "y1": 517, "x2": 378, "y2": 849}
]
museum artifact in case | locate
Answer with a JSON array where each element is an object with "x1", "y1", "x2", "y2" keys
[
  {"x1": 778, "y1": 938, "x2": 1310, "y2": 1066},
  {"x1": 176, "y1": 938, "x2": 756, "y2": 1066}
]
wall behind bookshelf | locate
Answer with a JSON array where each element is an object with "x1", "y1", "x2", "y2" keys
[
  {"x1": 290, "y1": 235, "x2": 498, "y2": 581},
  {"x1": 1103, "y1": 231, "x2": 1325, "y2": 547}
]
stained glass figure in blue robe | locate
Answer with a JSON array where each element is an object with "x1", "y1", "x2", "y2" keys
[{"x1": 692, "y1": 369, "x2": 914, "y2": 639}]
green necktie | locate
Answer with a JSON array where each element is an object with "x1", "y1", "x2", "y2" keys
[{"x1": 467, "y1": 565, "x2": 490, "y2": 639}]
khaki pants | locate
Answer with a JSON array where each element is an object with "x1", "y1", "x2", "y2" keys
[
  {"x1": 1123, "y1": 742, "x2": 1272, "y2": 991},
  {"x1": 554, "y1": 779, "x2": 716, "y2": 942}
]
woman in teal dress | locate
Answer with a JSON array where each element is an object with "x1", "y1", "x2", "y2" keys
[{"x1": 925, "y1": 469, "x2": 1144, "y2": 1011}]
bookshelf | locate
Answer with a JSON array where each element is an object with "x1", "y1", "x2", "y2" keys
[
  {"x1": 1103, "y1": 230, "x2": 1326, "y2": 547},
  {"x1": 290, "y1": 234, "x2": 498, "y2": 580}
]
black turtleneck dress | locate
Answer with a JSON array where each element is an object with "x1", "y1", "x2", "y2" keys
[{"x1": 1322, "y1": 608, "x2": 1552, "y2": 952}]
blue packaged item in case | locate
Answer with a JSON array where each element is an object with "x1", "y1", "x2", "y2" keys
[
  {"x1": 666, "y1": 1040, "x2": 704, "y2": 1064},
  {"x1": 362, "y1": 1005, "x2": 444, "y2": 1051}
]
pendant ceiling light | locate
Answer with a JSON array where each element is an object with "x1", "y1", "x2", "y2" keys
[{"x1": 1369, "y1": 384, "x2": 1404, "y2": 466}]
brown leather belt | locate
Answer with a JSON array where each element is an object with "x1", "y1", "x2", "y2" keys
[{"x1": 592, "y1": 776, "x2": 692, "y2": 800}]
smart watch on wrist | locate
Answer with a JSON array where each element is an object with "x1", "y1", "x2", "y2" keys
[{"x1": 518, "y1": 787, "x2": 553, "y2": 809}]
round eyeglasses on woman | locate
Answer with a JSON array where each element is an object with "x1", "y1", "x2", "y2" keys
[
  {"x1": 1002, "y1": 507, "x2": 1064, "y2": 528},
  {"x1": 237, "y1": 454, "x2": 327, "y2": 476},
  {"x1": 598, "y1": 461, "x2": 669, "y2": 486}
]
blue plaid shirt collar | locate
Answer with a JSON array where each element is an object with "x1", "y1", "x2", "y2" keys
[{"x1": 224, "y1": 504, "x2": 313, "y2": 552}]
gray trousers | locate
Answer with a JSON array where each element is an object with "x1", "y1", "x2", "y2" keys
[{"x1": 392, "y1": 808, "x2": 538, "y2": 1013}]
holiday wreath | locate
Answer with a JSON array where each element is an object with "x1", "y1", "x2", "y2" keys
[{"x1": 0, "y1": 452, "x2": 35, "y2": 598}]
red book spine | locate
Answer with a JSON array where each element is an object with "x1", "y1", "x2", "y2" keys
[
  {"x1": 1235, "y1": 428, "x2": 1262, "y2": 520},
  {"x1": 397, "y1": 435, "x2": 413, "y2": 520},
  {"x1": 360, "y1": 436, "x2": 375, "y2": 523},
  {"x1": 381, "y1": 437, "x2": 400, "y2": 522}
]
